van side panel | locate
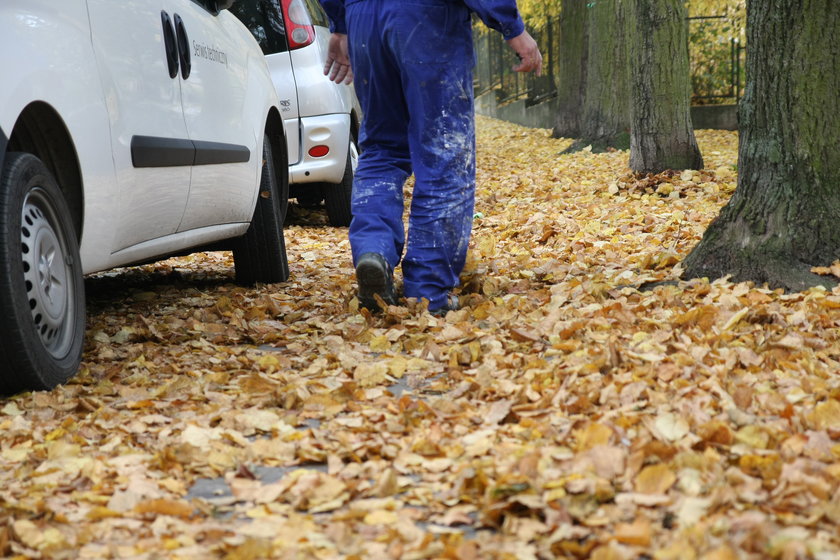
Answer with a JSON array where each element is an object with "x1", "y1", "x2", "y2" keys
[{"x1": 0, "y1": 1, "x2": 119, "y2": 273}]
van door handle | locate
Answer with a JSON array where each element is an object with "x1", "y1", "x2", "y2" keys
[
  {"x1": 161, "y1": 11, "x2": 179, "y2": 79},
  {"x1": 174, "y1": 14, "x2": 191, "y2": 80}
]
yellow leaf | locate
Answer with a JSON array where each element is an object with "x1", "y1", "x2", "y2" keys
[
  {"x1": 304, "y1": 474, "x2": 349, "y2": 513},
  {"x1": 575, "y1": 422, "x2": 613, "y2": 451},
  {"x1": 811, "y1": 261, "x2": 840, "y2": 278},
  {"x1": 353, "y1": 362, "x2": 389, "y2": 387},
  {"x1": 613, "y1": 517, "x2": 652, "y2": 546},
  {"x1": 1, "y1": 402, "x2": 23, "y2": 416},
  {"x1": 654, "y1": 413, "x2": 690, "y2": 442},
  {"x1": 257, "y1": 354, "x2": 281, "y2": 370},
  {"x1": 44, "y1": 428, "x2": 66, "y2": 442},
  {"x1": 721, "y1": 307, "x2": 749, "y2": 331},
  {"x1": 235, "y1": 408, "x2": 282, "y2": 433},
  {"x1": 225, "y1": 538, "x2": 273, "y2": 560},
  {"x1": 363, "y1": 509, "x2": 399, "y2": 525},
  {"x1": 476, "y1": 234, "x2": 497, "y2": 258},
  {"x1": 387, "y1": 356, "x2": 408, "y2": 378},
  {"x1": 369, "y1": 335, "x2": 390, "y2": 353},
  {"x1": 180, "y1": 424, "x2": 221, "y2": 451},
  {"x1": 654, "y1": 538, "x2": 697, "y2": 560},
  {"x1": 812, "y1": 399, "x2": 840, "y2": 431},
  {"x1": 675, "y1": 496, "x2": 711, "y2": 527},
  {"x1": 635, "y1": 463, "x2": 676, "y2": 494},
  {"x1": 734, "y1": 425, "x2": 770, "y2": 449},
  {"x1": 700, "y1": 545, "x2": 739, "y2": 560},
  {"x1": 46, "y1": 440, "x2": 81, "y2": 460},
  {"x1": 13, "y1": 520, "x2": 68, "y2": 552},
  {"x1": 86, "y1": 506, "x2": 123, "y2": 521},
  {"x1": 591, "y1": 544, "x2": 625, "y2": 560},
  {"x1": 13, "y1": 520, "x2": 43, "y2": 550}
]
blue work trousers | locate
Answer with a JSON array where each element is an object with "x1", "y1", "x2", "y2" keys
[{"x1": 345, "y1": 0, "x2": 476, "y2": 311}]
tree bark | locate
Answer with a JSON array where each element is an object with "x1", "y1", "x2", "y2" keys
[
  {"x1": 628, "y1": 0, "x2": 704, "y2": 173},
  {"x1": 552, "y1": 0, "x2": 588, "y2": 139},
  {"x1": 564, "y1": 0, "x2": 632, "y2": 153},
  {"x1": 682, "y1": 0, "x2": 840, "y2": 291}
]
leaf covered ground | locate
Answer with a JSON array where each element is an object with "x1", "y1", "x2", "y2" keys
[{"x1": 1, "y1": 116, "x2": 839, "y2": 560}]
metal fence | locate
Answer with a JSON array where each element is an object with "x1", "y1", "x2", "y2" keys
[
  {"x1": 687, "y1": 16, "x2": 744, "y2": 104},
  {"x1": 473, "y1": 19, "x2": 560, "y2": 106},
  {"x1": 473, "y1": 15, "x2": 745, "y2": 106}
]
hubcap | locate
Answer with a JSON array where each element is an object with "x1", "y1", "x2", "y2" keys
[{"x1": 21, "y1": 190, "x2": 75, "y2": 358}]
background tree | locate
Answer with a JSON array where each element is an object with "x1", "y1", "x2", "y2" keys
[
  {"x1": 564, "y1": 0, "x2": 631, "y2": 153},
  {"x1": 515, "y1": 0, "x2": 560, "y2": 26},
  {"x1": 551, "y1": 0, "x2": 588, "y2": 139},
  {"x1": 682, "y1": 0, "x2": 840, "y2": 290},
  {"x1": 628, "y1": 0, "x2": 703, "y2": 173}
]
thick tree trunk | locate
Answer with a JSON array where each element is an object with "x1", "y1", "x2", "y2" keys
[
  {"x1": 628, "y1": 0, "x2": 703, "y2": 173},
  {"x1": 552, "y1": 0, "x2": 588, "y2": 139},
  {"x1": 564, "y1": 0, "x2": 631, "y2": 153},
  {"x1": 682, "y1": 0, "x2": 840, "y2": 291}
]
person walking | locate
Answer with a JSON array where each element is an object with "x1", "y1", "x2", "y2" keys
[{"x1": 319, "y1": 0, "x2": 542, "y2": 314}]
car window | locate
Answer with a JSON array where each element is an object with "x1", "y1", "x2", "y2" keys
[
  {"x1": 302, "y1": 0, "x2": 329, "y2": 29},
  {"x1": 191, "y1": 0, "x2": 221, "y2": 13},
  {"x1": 229, "y1": 0, "x2": 289, "y2": 55}
]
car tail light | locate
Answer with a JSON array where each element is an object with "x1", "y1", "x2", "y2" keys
[{"x1": 282, "y1": 0, "x2": 315, "y2": 50}]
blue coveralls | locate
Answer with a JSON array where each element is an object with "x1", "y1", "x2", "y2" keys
[{"x1": 320, "y1": 0, "x2": 525, "y2": 311}]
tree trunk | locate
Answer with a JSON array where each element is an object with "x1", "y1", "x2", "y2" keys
[
  {"x1": 552, "y1": 0, "x2": 588, "y2": 139},
  {"x1": 628, "y1": 0, "x2": 703, "y2": 173},
  {"x1": 564, "y1": 0, "x2": 632, "y2": 153},
  {"x1": 682, "y1": 0, "x2": 840, "y2": 291}
]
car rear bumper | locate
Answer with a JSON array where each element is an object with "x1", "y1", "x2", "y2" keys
[{"x1": 289, "y1": 113, "x2": 350, "y2": 185}]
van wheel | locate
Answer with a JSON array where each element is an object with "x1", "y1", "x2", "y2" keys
[
  {"x1": 323, "y1": 136, "x2": 358, "y2": 227},
  {"x1": 232, "y1": 134, "x2": 290, "y2": 285},
  {"x1": 0, "y1": 153, "x2": 85, "y2": 393}
]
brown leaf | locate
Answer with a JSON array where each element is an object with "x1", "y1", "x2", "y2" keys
[{"x1": 134, "y1": 498, "x2": 194, "y2": 519}]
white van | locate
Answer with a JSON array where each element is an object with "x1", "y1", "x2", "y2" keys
[{"x1": 0, "y1": 0, "x2": 290, "y2": 392}]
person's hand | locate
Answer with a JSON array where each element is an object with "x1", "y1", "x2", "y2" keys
[
  {"x1": 323, "y1": 33, "x2": 353, "y2": 85},
  {"x1": 506, "y1": 30, "x2": 543, "y2": 76}
]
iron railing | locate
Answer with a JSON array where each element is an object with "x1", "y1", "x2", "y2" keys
[{"x1": 473, "y1": 15, "x2": 745, "y2": 106}]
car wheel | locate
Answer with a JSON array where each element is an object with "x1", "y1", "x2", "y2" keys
[
  {"x1": 323, "y1": 135, "x2": 358, "y2": 227},
  {"x1": 232, "y1": 134, "x2": 290, "y2": 285},
  {"x1": 0, "y1": 153, "x2": 85, "y2": 393}
]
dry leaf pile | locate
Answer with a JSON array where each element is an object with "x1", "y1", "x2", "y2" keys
[{"x1": 1, "y1": 116, "x2": 839, "y2": 559}]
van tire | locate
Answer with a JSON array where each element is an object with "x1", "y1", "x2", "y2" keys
[
  {"x1": 0, "y1": 153, "x2": 85, "y2": 393},
  {"x1": 232, "y1": 134, "x2": 290, "y2": 285}
]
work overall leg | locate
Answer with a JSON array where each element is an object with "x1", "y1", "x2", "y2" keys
[{"x1": 345, "y1": 0, "x2": 476, "y2": 311}]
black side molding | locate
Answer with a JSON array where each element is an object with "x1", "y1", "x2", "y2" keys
[
  {"x1": 131, "y1": 135, "x2": 250, "y2": 168},
  {"x1": 131, "y1": 136, "x2": 194, "y2": 167},
  {"x1": 193, "y1": 140, "x2": 251, "y2": 165}
]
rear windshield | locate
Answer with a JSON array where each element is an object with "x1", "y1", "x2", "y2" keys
[{"x1": 230, "y1": 0, "x2": 288, "y2": 55}]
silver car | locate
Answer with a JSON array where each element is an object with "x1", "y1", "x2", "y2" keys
[{"x1": 232, "y1": 0, "x2": 360, "y2": 226}]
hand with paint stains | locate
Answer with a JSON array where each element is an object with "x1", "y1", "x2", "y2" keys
[
  {"x1": 507, "y1": 30, "x2": 542, "y2": 76},
  {"x1": 324, "y1": 32, "x2": 353, "y2": 85}
]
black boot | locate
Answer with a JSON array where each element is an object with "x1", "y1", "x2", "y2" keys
[{"x1": 356, "y1": 253, "x2": 398, "y2": 311}]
